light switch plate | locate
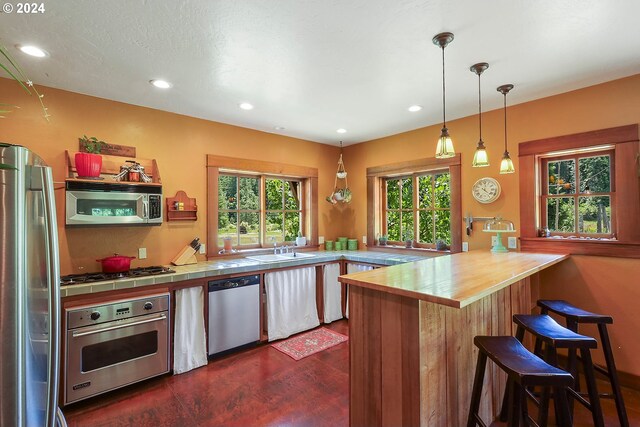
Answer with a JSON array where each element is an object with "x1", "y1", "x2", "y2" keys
[
  {"x1": 199, "y1": 243, "x2": 206, "y2": 254},
  {"x1": 491, "y1": 236, "x2": 498, "y2": 247},
  {"x1": 319, "y1": 236, "x2": 325, "y2": 244},
  {"x1": 362, "y1": 235, "x2": 367, "y2": 244},
  {"x1": 138, "y1": 248, "x2": 147, "y2": 259},
  {"x1": 507, "y1": 237, "x2": 517, "y2": 249},
  {"x1": 462, "y1": 242, "x2": 469, "y2": 252}
]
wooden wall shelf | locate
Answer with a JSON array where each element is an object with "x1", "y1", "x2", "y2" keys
[
  {"x1": 64, "y1": 151, "x2": 162, "y2": 184},
  {"x1": 166, "y1": 191, "x2": 198, "y2": 221}
]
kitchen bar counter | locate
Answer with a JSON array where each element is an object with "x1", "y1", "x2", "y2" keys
[
  {"x1": 60, "y1": 250, "x2": 431, "y2": 297},
  {"x1": 338, "y1": 250, "x2": 568, "y2": 427}
]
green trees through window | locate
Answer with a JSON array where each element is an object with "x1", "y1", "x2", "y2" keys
[
  {"x1": 218, "y1": 174, "x2": 302, "y2": 248},
  {"x1": 384, "y1": 171, "x2": 451, "y2": 246}
]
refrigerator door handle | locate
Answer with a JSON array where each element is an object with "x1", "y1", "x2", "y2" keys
[
  {"x1": 56, "y1": 407, "x2": 68, "y2": 427},
  {"x1": 42, "y1": 166, "x2": 64, "y2": 427}
]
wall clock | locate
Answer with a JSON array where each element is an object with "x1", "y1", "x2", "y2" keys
[{"x1": 472, "y1": 177, "x2": 501, "y2": 204}]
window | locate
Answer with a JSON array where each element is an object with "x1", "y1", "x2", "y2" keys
[
  {"x1": 367, "y1": 155, "x2": 461, "y2": 253},
  {"x1": 518, "y1": 124, "x2": 640, "y2": 258},
  {"x1": 207, "y1": 155, "x2": 318, "y2": 257},
  {"x1": 383, "y1": 171, "x2": 451, "y2": 246},
  {"x1": 541, "y1": 150, "x2": 614, "y2": 237}
]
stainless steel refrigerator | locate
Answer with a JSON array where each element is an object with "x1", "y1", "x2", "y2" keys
[{"x1": 0, "y1": 144, "x2": 67, "y2": 426}]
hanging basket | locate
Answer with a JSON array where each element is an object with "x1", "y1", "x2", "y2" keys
[{"x1": 326, "y1": 150, "x2": 351, "y2": 204}]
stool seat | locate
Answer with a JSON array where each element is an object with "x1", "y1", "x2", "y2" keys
[
  {"x1": 538, "y1": 300, "x2": 613, "y2": 324},
  {"x1": 474, "y1": 336, "x2": 574, "y2": 387},
  {"x1": 513, "y1": 314, "x2": 597, "y2": 349}
]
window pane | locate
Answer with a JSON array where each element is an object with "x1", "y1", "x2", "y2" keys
[
  {"x1": 218, "y1": 212, "x2": 237, "y2": 246},
  {"x1": 418, "y1": 175, "x2": 433, "y2": 209},
  {"x1": 284, "y1": 181, "x2": 300, "y2": 210},
  {"x1": 401, "y1": 178, "x2": 413, "y2": 209},
  {"x1": 239, "y1": 177, "x2": 259, "y2": 210},
  {"x1": 435, "y1": 210, "x2": 450, "y2": 244},
  {"x1": 284, "y1": 212, "x2": 300, "y2": 242},
  {"x1": 434, "y1": 173, "x2": 450, "y2": 208},
  {"x1": 579, "y1": 155, "x2": 610, "y2": 193},
  {"x1": 547, "y1": 159, "x2": 575, "y2": 195},
  {"x1": 218, "y1": 175, "x2": 237, "y2": 210},
  {"x1": 266, "y1": 179, "x2": 283, "y2": 210},
  {"x1": 266, "y1": 212, "x2": 284, "y2": 244},
  {"x1": 401, "y1": 211, "x2": 414, "y2": 241},
  {"x1": 578, "y1": 196, "x2": 611, "y2": 234},
  {"x1": 239, "y1": 212, "x2": 259, "y2": 245},
  {"x1": 386, "y1": 179, "x2": 400, "y2": 209},
  {"x1": 386, "y1": 211, "x2": 400, "y2": 241},
  {"x1": 418, "y1": 211, "x2": 434, "y2": 243},
  {"x1": 547, "y1": 197, "x2": 575, "y2": 232}
]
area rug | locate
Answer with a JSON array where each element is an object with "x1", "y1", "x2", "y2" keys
[{"x1": 271, "y1": 327, "x2": 348, "y2": 360}]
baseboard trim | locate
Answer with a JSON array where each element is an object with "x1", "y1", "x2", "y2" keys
[{"x1": 556, "y1": 354, "x2": 640, "y2": 391}]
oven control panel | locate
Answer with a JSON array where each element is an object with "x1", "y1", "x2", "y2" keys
[{"x1": 66, "y1": 293, "x2": 170, "y2": 329}]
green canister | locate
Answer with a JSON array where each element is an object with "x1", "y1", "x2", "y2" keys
[
  {"x1": 325, "y1": 240, "x2": 334, "y2": 251},
  {"x1": 347, "y1": 239, "x2": 358, "y2": 250},
  {"x1": 334, "y1": 241, "x2": 343, "y2": 251}
]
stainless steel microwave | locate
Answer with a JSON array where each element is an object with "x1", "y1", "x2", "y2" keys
[{"x1": 65, "y1": 181, "x2": 162, "y2": 226}]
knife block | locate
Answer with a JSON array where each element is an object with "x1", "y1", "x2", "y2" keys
[{"x1": 171, "y1": 245, "x2": 198, "y2": 266}]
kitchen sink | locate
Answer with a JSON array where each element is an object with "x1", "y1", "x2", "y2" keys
[{"x1": 245, "y1": 252, "x2": 316, "y2": 263}]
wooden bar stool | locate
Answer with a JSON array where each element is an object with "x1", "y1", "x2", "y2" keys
[
  {"x1": 467, "y1": 336, "x2": 574, "y2": 427},
  {"x1": 538, "y1": 299, "x2": 629, "y2": 427},
  {"x1": 510, "y1": 314, "x2": 605, "y2": 427}
]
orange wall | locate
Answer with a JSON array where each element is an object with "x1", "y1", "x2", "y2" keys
[
  {"x1": 0, "y1": 77, "x2": 341, "y2": 275},
  {"x1": 344, "y1": 73, "x2": 640, "y2": 375}
]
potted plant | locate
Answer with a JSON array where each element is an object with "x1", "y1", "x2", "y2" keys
[
  {"x1": 76, "y1": 135, "x2": 105, "y2": 178},
  {"x1": 435, "y1": 239, "x2": 449, "y2": 251},
  {"x1": 295, "y1": 231, "x2": 307, "y2": 246},
  {"x1": 403, "y1": 230, "x2": 414, "y2": 248},
  {"x1": 378, "y1": 234, "x2": 388, "y2": 246}
]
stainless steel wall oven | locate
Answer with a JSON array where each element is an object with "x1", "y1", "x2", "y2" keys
[{"x1": 64, "y1": 293, "x2": 170, "y2": 405}]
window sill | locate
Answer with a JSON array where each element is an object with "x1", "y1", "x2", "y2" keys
[
  {"x1": 207, "y1": 245, "x2": 320, "y2": 259},
  {"x1": 520, "y1": 237, "x2": 640, "y2": 258},
  {"x1": 367, "y1": 245, "x2": 450, "y2": 257}
]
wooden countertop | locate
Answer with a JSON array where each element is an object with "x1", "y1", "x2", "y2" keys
[{"x1": 339, "y1": 250, "x2": 568, "y2": 308}]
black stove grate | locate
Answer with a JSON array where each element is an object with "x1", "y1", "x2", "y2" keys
[{"x1": 61, "y1": 266, "x2": 175, "y2": 286}]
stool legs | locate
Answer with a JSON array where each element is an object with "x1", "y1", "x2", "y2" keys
[
  {"x1": 579, "y1": 347, "x2": 605, "y2": 427},
  {"x1": 598, "y1": 323, "x2": 630, "y2": 427},
  {"x1": 467, "y1": 351, "x2": 487, "y2": 427}
]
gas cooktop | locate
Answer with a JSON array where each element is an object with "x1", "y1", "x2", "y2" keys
[{"x1": 60, "y1": 266, "x2": 175, "y2": 286}]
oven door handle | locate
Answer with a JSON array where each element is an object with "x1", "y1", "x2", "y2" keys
[{"x1": 71, "y1": 313, "x2": 167, "y2": 338}]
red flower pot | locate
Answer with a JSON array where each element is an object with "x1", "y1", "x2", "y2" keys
[{"x1": 75, "y1": 152, "x2": 102, "y2": 177}]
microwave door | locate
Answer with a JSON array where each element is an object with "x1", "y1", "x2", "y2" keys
[{"x1": 66, "y1": 191, "x2": 145, "y2": 225}]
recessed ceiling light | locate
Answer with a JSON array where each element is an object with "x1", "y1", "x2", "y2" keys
[
  {"x1": 408, "y1": 105, "x2": 422, "y2": 112},
  {"x1": 336, "y1": 128, "x2": 347, "y2": 134},
  {"x1": 17, "y1": 45, "x2": 48, "y2": 58},
  {"x1": 149, "y1": 79, "x2": 172, "y2": 89},
  {"x1": 274, "y1": 126, "x2": 286, "y2": 131},
  {"x1": 239, "y1": 103, "x2": 254, "y2": 110}
]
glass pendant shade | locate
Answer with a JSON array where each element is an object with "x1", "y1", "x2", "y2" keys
[
  {"x1": 472, "y1": 141, "x2": 489, "y2": 167},
  {"x1": 435, "y1": 127, "x2": 455, "y2": 158},
  {"x1": 499, "y1": 152, "x2": 515, "y2": 174}
]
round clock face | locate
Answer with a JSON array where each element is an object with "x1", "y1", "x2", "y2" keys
[{"x1": 472, "y1": 177, "x2": 501, "y2": 204}]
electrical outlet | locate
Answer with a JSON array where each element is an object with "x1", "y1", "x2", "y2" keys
[
  {"x1": 318, "y1": 236, "x2": 325, "y2": 244},
  {"x1": 138, "y1": 248, "x2": 147, "y2": 259},
  {"x1": 491, "y1": 236, "x2": 498, "y2": 247},
  {"x1": 507, "y1": 237, "x2": 517, "y2": 249},
  {"x1": 199, "y1": 243, "x2": 206, "y2": 254},
  {"x1": 462, "y1": 242, "x2": 469, "y2": 252},
  {"x1": 362, "y1": 235, "x2": 367, "y2": 244}
]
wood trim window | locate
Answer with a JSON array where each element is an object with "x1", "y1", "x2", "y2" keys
[
  {"x1": 519, "y1": 124, "x2": 640, "y2": 258},
  {"x1": 367, "y1": 155, "x2": 462, "y2": 253},
  {"x1": 207, "y1": 155, "x2": 318, "y2": 258}
]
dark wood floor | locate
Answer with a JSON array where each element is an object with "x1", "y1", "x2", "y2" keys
[{"x1": 63, "y1": 319, "x2": 639, "y2": 426}]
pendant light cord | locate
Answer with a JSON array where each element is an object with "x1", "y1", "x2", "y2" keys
[
  {"x1": 503, "y1": 92, "x2": 508, "y2": 152},
  {"x1": 442, "y1": 46, "x2": 446, "y2": 127},
  {"x1": 478, "y1": 73, "x2": 482, "y2": 140}
]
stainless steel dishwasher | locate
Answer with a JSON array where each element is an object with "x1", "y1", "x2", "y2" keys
[{"x1": 208, "y1": 274, "x2": 260, "y2": 356}]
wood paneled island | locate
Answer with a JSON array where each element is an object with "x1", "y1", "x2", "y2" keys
[{"x1": 338, "y1": 250, "x2": 568, "y2": 427}]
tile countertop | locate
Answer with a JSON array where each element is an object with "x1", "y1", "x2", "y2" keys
[{"x1": 60, "y1": 250, "x2": 432, "y2": 297}]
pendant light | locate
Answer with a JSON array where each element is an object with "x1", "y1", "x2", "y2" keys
[
  {"x1": 470, "y1": 62, "x2": 490, "y2": 167},
  {"x1": 497, "y1": 84, "x2": 515, "y2": 174},
  {"x1": 432, "y1": 32, "x2": 455, "y2": 158}
]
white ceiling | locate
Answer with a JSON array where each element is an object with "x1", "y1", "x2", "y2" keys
[{"x1": 2, "y1": 0, "x2": 640, "y2": 146}]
